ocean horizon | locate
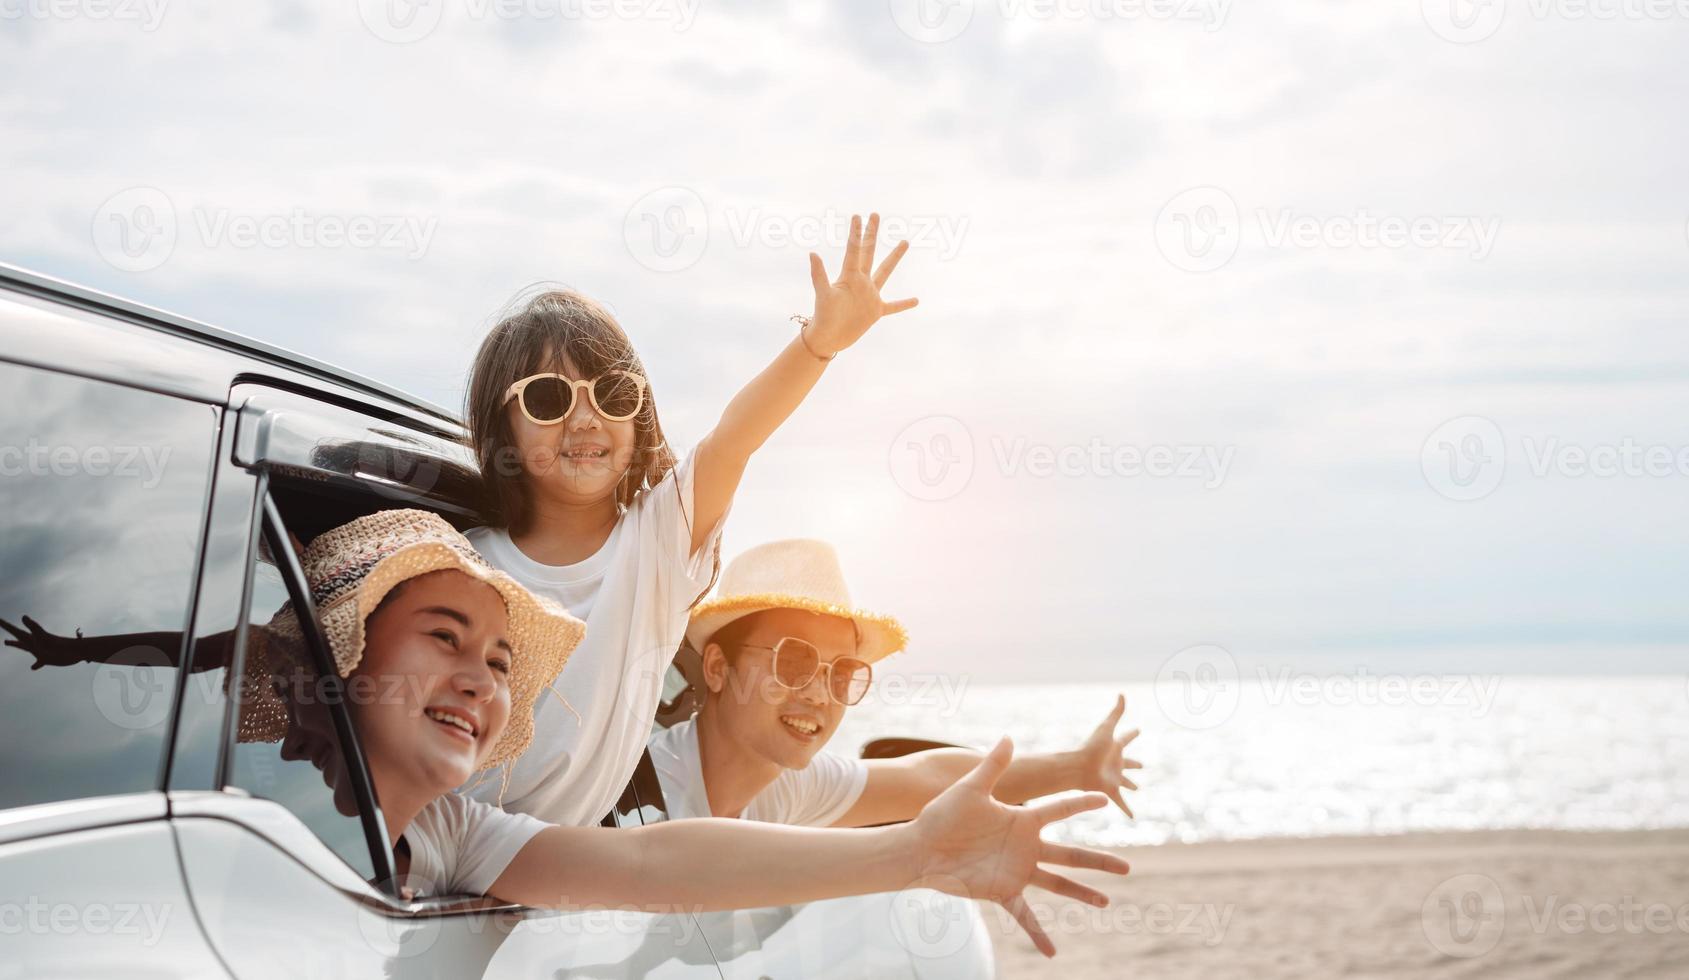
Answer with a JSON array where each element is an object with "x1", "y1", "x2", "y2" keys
[{"x1": 831, "y1": 673, "x2": 1689, "y2": 848}]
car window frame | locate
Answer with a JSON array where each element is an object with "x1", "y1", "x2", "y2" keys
[{"x1": 211, "y1": 468, "x2": 400, "y2": 892}]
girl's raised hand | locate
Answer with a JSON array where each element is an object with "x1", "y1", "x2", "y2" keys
[{"x1": 805, "y1": 212, "x2": 918, "y2": 357}]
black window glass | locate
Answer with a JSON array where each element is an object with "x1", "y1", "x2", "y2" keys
[
  {"x1": 226, "y1": 538, "x2": 378, "y2": 881},
  {"x1": 0, "y1": 361, "x2": 214, "y2": 811}
]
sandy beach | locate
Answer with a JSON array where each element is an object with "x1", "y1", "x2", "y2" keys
[{"x1": 986, "y1": 829, "x2": 1689, "y2": 979}]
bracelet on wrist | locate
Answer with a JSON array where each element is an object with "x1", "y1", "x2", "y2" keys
[{"x1": 790, "y1": 314, "x2": 836, "y2": 363}]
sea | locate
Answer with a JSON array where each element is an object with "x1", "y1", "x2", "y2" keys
[{"x1": 830, "y1": 674, "x2": 1689, "y2": 847}]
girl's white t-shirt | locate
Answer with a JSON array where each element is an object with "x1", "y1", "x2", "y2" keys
[
  {"x1": 646, "y1": 716, "x2": 869, "y2": 826},
  {"x1": 401, "y1": 791, "x2": 551, "y2": 897},
  {"x1": 462, "y1": 453, "x2": 724, "y2": 827}
]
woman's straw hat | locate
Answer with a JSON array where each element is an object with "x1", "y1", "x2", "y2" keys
[
  {"x1": 239, "y1": 509, "x2": 585, "y2": 773},
  {"x1": 685, "y1": 539, "x2": 907, "y2": 663}
]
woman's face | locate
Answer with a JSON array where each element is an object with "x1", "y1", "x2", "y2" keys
[
  {"x1": 349, "y1": 569, "x2": 514, "y2": 800},
  {"x1": 505, "y1": 351, "x2": 638, "y2": 507}
]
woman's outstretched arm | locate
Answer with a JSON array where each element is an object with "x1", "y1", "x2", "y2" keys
[{"x1": 490, "y1": 739, "x2": 1128, "y2": 958}]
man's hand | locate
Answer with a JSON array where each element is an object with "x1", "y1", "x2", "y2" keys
[
  {"x1": 1073, "y1": 694, "x2": 1143, "y2": 817},
  {"x1": 908, "y1": 738, "x2": 1130, "y2": 957},
  {"x1": 804, "y1": 212, "x2": 918, "y2": 357},
  {"x1": 0, "y1": 615, "x2": 87, "y2": 670}
]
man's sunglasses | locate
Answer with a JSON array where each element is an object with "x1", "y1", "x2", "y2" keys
[
  {"x1": 739, "y1": 637, "x2": 872, "y2": 706},
  {"x1": 503, "y1": 370, "x2": 647, "y2": 425}
]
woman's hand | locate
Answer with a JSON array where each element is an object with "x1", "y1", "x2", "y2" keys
[
  {"x1": 804, "y1": 212, "x2": 918, "y2": 357},
  {"x1": 1073, "y1": 694, "x2": 1144, "y2": 817},
  {"x1": 907, "y1": 738, "x2": 1130, "y2": 957},
  {"x1": 0, "y1": 615, "x2": 88, "y2": 670}
]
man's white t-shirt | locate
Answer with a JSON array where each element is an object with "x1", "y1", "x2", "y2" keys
[
  {"x1": 647, "y1": 716, "x2": 869, "y2": 826},
  {"x1": 400, "y1": 792, "x2": 550, "y2": 897},
  {"x1": 463, "y1": 453, "x2": 724, "y2": 827}
]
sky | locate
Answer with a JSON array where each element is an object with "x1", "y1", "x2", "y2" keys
[{"x1": 4, "y1": 0, "x2": 1688, "y2": 682}]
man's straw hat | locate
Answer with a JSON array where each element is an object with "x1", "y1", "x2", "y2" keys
[{"x1": 686, "y1": 539, "x2": 907, "y2": 662}]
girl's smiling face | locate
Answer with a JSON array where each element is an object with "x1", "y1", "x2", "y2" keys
[
  {"x1": 506, "y1": 352, "x2": 638, "y2": 508},
  {"x1": 349, "y1": 569, "x2": 514, "y2": 799}
]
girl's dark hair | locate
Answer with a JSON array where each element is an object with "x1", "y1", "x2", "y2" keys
[{"x1": 466, "y1": 287, "x2": 678, "y2": 533}]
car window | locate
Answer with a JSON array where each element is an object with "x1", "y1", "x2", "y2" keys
[
  {"x1": 225, "y1": 518, "x2": 381, "y2": 882},
  {"x1": 0, "y1": 360, "x2": 214, "y2": 812}
]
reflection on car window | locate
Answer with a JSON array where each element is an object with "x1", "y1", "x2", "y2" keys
[
  {"x1": 0, "y1": 361, "x2": 213, "y2": 812},
  {"x1": 227, "y1": 558, "x2": 377, "y2": 880}
]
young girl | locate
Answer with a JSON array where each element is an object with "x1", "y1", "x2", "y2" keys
[
  {"x1": 258, "y1": 509, "x2": 1125, "y2": 958},
  {"x1": 461, "y1": 213, "x2": 916, "y2": 825}
]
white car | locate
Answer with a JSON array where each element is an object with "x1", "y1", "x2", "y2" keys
[{"x1": 0, "y1": 263, "x2": 994, "y2": 979}]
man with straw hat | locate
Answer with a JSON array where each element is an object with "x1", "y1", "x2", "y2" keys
[
  {"x1": 652, "y1": 539, "x2": 1144, "y2": 828},
  {"x1": 236, "y1": 510, "x2": 1130, "y2": 956}
]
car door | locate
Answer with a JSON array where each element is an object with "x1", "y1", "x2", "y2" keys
[{"x1": 0, "y1": 356, "x2": 230, "y2": 978}]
